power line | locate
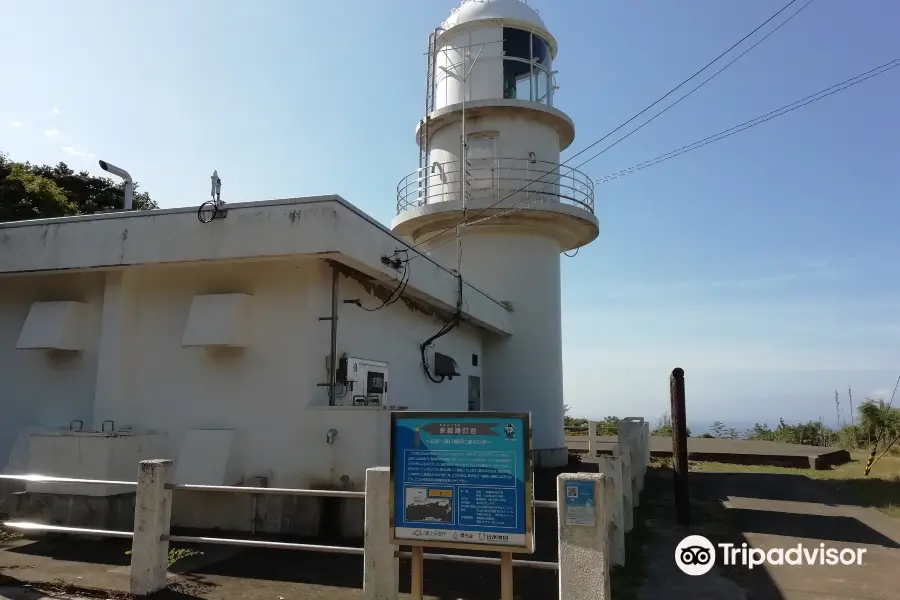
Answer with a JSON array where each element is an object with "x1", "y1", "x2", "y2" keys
[
  {"x1": 424, "y1": 56, "x2": 900, "y2": 256},
  {"x1": 593, "y1": 57, "x2": 900, "y2": 185},
  {"x1": 401, "y1": 0, "x2": 806, "y2": 259},
  {"x1": 350, "y1": 250, "x2": 411, "y2": 311},
  {"x1": 579, "y1": 0, "x2": 815, "y2": 177}
]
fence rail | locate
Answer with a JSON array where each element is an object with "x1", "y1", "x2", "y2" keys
[
  {"x1": 166, "y1": 483, "x2": 365, "y2": 498},
  {"x1": 394, "y1": 550, "x2": 559, "y2": 570},
  {"x1": 0, "y1": 473, "x2": 136, "y2": 486},
  {"x1": 396, "y1": 157, "x2": 595, "y2": 215},
  {"x1": 164, "y1": 534, "x2": 364, "y2": 555},
  {"x1": 0, "y1": 420, "x2": 653, "y2": 600},
  {"x1": 2, "y1": 521, "x2": 134, "y2": 539}
]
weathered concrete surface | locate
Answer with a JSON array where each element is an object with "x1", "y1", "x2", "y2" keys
[
  {"x1": 567, "y1": 436, "x2": 851, "y2": 469},
  {"x1": 557, "y1": 473, "x2": 611, "y2": 600},
  {"x1": 0, "y1": 587, "x2": 88, "y2": 600},
  {"x1": 363, "y1": 467, "x2": 397, "y2": 600}
]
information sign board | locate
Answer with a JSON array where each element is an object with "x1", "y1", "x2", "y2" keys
[
  {"x1": 564, "y1": 480, "x2": 596, "y2": 526},
  {"x1": 390, "y1": 411, "x2": 534, "y2": 553}
]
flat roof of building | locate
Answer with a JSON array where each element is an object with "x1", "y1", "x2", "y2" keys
[{"x1": 0, "y1": 195, "x2": 512, "y2": 335}]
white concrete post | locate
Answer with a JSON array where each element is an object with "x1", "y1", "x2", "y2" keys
[
  {"x1": 618, "y1": 418, "x2": 644, "y2": 497},
  {"x1": 557, "y1": 473, "x2": 611, "y2": 600},
  {"x1": 130, "y1": 459, "x2": 173, "y2": 596},
  {"x1": 612, "y1": 444, "x2": 633, "y2": 533},
  {"x1": 595, "y1": 455, "x2": 625, "y2": 567},
  {"x1": 642, "y1": 421, "x2": 651, "y2": 469},
  {"x1": 364, "y1": 467, "x2": 398, "y2": 600},
  {"x1": 587, "y1": 420, "x2": 598, "y2": 458}
]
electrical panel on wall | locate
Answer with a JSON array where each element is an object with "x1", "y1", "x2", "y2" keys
[{"x1": 342, "y1": 357, "x2": 389, "y2": 407}]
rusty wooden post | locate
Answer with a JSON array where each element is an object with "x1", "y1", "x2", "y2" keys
[{"x1": 670, "y1": 367, "x2": 689, "y2": 526}]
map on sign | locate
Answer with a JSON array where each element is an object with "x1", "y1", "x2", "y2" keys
[{"x1": 390, "y1": 412, "x2": 534, "y2": 553}]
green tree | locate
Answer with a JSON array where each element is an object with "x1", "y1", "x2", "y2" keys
[
  {"x1": 709, "y1": 421, "x2": 728, "y2": 438},
  {"x1": 745, "y1": 423, "x2": 776, "y2": 441},
  {"x1": 651, "y1": 411, "x2": 691, "y2": 437},
  {"x1": 0, "y1": 153, "x2": 157, "y2": 223},
  {"x1": 596, "y1": 416, "x2": 619, "y2": 436},
  {"x1": 0, "y1": 158, "x2": 75, "y2": 222}
]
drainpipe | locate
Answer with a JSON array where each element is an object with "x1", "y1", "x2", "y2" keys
[
  {"x1": 98, "y1": 160, "x2": 134, "y2": 210},
  {"x1": 328, "y1": 267, "x2": 339, "y2": 405},
  {"x1": 316, "y1": 265, "x2": 341, "y2": 405}
]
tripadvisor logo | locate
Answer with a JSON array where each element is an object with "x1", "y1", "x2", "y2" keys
[{"x1": 675, "y1": 535, "x2": 867, "y2": 576}]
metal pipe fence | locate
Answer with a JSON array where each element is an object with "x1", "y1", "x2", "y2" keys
[
  {"x1": 0, "y1": 473, "x2": 136, "y2": 487},
  {"x1": 2, "y1": 521, "x2": 134, "y2": 539},
  {"x1": 1, "y1": 419, "x2": 653, "y2": 599},
  {"x1": 0, "y1": 453, "x2": 639, "y2": 600},
  {"x1": 394, "y1": 550, "x2": 558, "y2": 570},
  {"x1": 164, "y1": 534, "x2": 364, "y2": 555},
  {"x1": 1, "y1": 472, "x2": 557, "y2": 559},
  {"x1": 166, "y1": 482, "x2": 364, "y2": 498}
]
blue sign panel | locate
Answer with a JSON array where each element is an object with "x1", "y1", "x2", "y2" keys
[
  {"x1": 390, "y1": 412, "x2": 533, "y2": 552},
  {"x1": 564, "y1": 480, "x2": 596, "y2": 526}
]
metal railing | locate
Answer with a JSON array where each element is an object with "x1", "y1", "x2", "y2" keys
[
  {"x1": 396, "y1": 157, "x2": 595, "y2": 216},
  {"x1": 0, "y1": 470, "x2": 560, "y2": 578},
  {"x1": 395, "y1": 550, "x2": 558, "y2": 570},
  {"x1": 0, "y1": 473, "x2": 367, "y2": 556}
]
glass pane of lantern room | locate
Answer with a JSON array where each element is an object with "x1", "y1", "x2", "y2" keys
[
  {"x1": 465, "y1": 134, "x2": 497, "y2": 201},
  {"x1": 535, "y1": 68, "x2": 549, "y2": 105}
]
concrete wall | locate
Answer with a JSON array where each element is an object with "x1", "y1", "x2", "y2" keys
[
  {"x1": 327, "y1": 260, "x2": 482, "y2": 414},
  {"x1": 430, "y1": 231, "x2": 565, "y2": 461},
  {"x1": 1, "y1": 255, "x2": 481, "y2": 533},
  {"x1": 100, "y1": 258, "x2": 480, "y2": 487},
  {"x1": 0, "y1": 272, "x2": 105, "y2": 467},
  {"x1": 426, "y1": 114, "x2": 562, "y2": 207}
]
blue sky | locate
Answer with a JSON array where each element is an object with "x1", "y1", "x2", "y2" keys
[{"x1": 2, "y1": 1, "x2": 899, "y2": 432}]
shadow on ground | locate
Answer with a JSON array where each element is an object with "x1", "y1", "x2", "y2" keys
[
  {"x1": 0, "y1": 573, "x2": 212, "y2": 600},
  {"x1": 639, "y1": 467, "x2": 789, "y2": 600},
  {"x1": 5, "y1": 537, "x2": 131, "y2": 565},
  {"x1": 691, "y1": 463, "x2": 900, "y2": 511},
  {"x1": 689, "y1": 469, "x2": 900, "y2": 548}
]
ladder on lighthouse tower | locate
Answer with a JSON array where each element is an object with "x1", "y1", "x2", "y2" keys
[{"x1": 418, "y1": 28, "x2": 440, "y2": 206}]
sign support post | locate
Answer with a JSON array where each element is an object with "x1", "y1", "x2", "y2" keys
[
  {"x1": 410, "y1": 546, "x2": 424, "y2": 600},
  {"x1": 500, "y1": 552, "x2": 513, "y2": 600}
]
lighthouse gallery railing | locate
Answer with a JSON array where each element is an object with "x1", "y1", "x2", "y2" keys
[{"x1": 396, "y1": 157, "x2": 595, "y2": 216}]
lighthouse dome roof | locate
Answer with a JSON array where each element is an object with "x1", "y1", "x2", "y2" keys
[{"x1": 442, "y1": 0, "x2": 548, "y2": 34}]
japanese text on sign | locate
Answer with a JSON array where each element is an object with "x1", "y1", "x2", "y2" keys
[{"x1": 391, "y1": 412, "x2": 533, "y2": 552}]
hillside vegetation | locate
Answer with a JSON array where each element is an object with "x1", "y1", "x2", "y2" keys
[{"x1": 565, "y1": 398, "x2": 900, "y2": 455}]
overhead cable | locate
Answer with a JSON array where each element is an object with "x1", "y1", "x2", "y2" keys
[
  {"x1": 424, "y1": 56, "x2": 900, "y2": 256},
  {"x1": 593, "y1": 58, "x2": 900, "y2": 185},
  {"x1": 400, "y1": 0, "x2": 807, "y2": 260}
]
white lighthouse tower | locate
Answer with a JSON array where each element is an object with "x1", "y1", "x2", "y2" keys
[{"x1": 393, "y1": 0, "x2": 599, "y2": 467}]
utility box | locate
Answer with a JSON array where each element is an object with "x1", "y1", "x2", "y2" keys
[{"x1": 343, "y1": 357, "x2": 389, "y2": 406}]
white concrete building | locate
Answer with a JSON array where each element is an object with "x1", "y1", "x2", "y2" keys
[{"x1": 0, "y1": 0, "x2": 598, "y2": 537}]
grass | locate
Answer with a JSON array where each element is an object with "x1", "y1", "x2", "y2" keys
[
  {"x1": 0, "y1": 502, "x2": 23, "y2": 545},
  {"x1": 0, "y1": 528, "x2": 22, "y2": 545},
  {"x1": 652, "y1": 452, "x2": 900, "y2": 518},
  {"x1": 125, "y1": 546, "x2": 203, "y2": 567}
]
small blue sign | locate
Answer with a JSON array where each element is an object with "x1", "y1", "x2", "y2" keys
[
  {"x1": 390, "y1": 412, "x2": 533, "y2": 552},
  {"x1": 564, "y1": 480, "x2": 596, "y2": 526}
]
